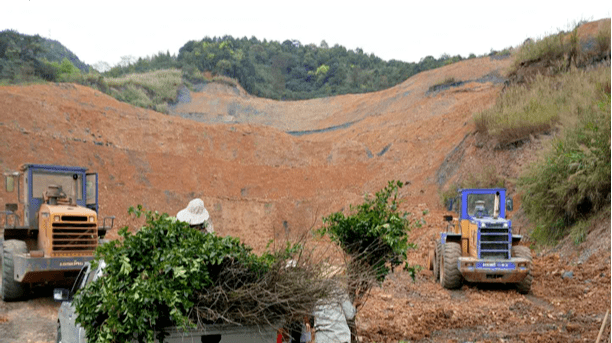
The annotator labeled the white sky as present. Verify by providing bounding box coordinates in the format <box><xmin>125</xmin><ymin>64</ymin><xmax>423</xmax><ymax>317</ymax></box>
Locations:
<box><xmin>3</xmin><ymin>1</ymin><xmax>610</xmax><ymax>68</ymax></box>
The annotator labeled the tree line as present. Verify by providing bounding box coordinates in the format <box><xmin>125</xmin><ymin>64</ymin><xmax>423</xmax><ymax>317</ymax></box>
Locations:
<box><xmin>105</xmin><ymin>36</ymin><xmax>474</xmax><ymax>100</ymax></box>
<box><xmin>1</xmin><ymin>30</ymin><xmax>484</xmax><ymax>100</ymax></box>
<box><xmin>0</xmin><ymin>30</ymin><xmax>90</xmax><ymax>83</ymax></box>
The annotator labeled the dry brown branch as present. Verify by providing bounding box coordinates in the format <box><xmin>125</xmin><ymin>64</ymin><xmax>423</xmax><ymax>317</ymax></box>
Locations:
<box><xmin>187</xmin><ymin>240</ymin><xmax>383</xmax><ymax>330</ymax></box>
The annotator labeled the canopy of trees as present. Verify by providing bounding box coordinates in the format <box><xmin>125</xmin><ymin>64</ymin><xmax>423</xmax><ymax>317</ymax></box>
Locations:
<box><xmin>106</xmin><ymin>35</ymin><xmax>469</xmax><ymax>100</ymax></box>
<box><xmin>0</xmin><ymin>30</ymin><xmax>90</xmax><ymax>83</ymax></box>
<box><xmin>1</xmin><ymin>30</ymin><xmax>473</xmax><ymax>100</ymax></box>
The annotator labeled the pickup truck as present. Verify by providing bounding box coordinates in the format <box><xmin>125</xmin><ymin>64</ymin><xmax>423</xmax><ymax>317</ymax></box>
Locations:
<box><xmin>54</xmin><ymin>262</ymin><xmax>279</xmax><ymax>343</ymax></box>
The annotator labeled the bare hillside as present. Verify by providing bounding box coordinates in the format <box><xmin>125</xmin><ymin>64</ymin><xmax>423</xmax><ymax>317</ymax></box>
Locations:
<box><xmin>0</xmin><ymin>19</ymin><xmax>609</xmax><ymax>343</ymax></box>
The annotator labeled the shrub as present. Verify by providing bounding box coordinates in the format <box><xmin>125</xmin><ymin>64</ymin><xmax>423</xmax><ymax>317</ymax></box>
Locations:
<box><xmin>518</xmin><ymin>81</ymin><xmax>610</xmax><ymax>244</ymax></box>
<box><xmin>154</xmin><ymin>103</ymin><xmax>168</xmax><ymax>114</ymax></box>
<box><xmin>511</xmin><ymin>30</ymin><xmax>570</xmax><ymax>71</ymax></box>
<box><xmin>115</xmin><ymin>84</ymin><xmax>153</xmax><ymax>109</ymax></box>
<box><xmin>75</xmin><ymin>207</ymin><xmax>332</xmax><ymax>343</ymax></box>
<box><xmin>318</xmin><ymin>181</ymin><xmax>415</xmax><ymax>301</ymax></box>
<box><xmin>58</xmin><ymin>58</ymin><xmax>80</xmax><ymax>77</ymax></box>
<box><xmin>595</xmin><ymin>22</ymin><xmax>611</xmax><ymax>54</ymax></box>
<box><xmin>76</xmin><ymin>73</ymin><xmax>109</xmax><ymax>93</ymax></box>
<box><xmin>105</xmin><ymin>69</ymin><xmax>182</xmax><ymax>110</ymax></box>
<box><xmin>211</xmin><ymin>75</ymin><xmax>239</xmax><ymax>88</ymax></box>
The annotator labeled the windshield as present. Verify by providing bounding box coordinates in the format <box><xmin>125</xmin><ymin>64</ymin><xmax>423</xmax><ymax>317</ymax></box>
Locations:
<box><xmin>467</xmin><ymin>193</ymin><xmax>495</xmax><ymax>217</ymax></box>
<box><xmin>32</xmin><ymin>171</ymin><xmax>82</xmax><ymax>200</ymax></box>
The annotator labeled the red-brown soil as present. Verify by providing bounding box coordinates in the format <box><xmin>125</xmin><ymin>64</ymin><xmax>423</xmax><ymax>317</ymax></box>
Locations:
<box><xmin>0</xmin><ymin>19</ymin><xmax>609</xmax><ymax>343</ymax></box>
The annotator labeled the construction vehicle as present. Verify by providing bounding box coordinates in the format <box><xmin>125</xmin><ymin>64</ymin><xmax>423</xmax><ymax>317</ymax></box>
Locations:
<box><xmin>0</xmin><ymin>164</ymin><xmax>114</xmax><ymax>301</ymax></box>
<box><xmin>427</xmin><ymin>188</ymin><xmax>532</xmax><ymax>294</ymax></box>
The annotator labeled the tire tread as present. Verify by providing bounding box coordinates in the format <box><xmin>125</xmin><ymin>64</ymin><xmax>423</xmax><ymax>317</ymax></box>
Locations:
<box><xmin>441</xmin><ymin>242</ymin><xmax>462</xmax><ymax>289</ymax></box>
<box><xmin>2</xmin><ymin>240</ymin><xmax>28</xmax><ymax>301</ymax></box>
<box><xmin>512</xmin><ymin>246</ymin><xmax>533</xmax><ymax>294</ymax></box>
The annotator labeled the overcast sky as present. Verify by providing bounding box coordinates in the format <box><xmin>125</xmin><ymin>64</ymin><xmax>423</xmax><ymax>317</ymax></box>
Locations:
<box><xmin>3</xmin><ymin>1</ymin><xmax>610</xmax><ymax>68</ymax></box>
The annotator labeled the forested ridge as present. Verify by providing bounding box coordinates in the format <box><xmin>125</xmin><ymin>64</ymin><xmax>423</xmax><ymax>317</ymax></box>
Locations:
<box><xmin>1</xmin><ymin>30</ymin><xmax>488</xmax><ymax>101</ymax></box>
<box><xmin>109</xmin><ymin>35</ymin><xmax>475</xmax><ymax>100</ymax></box>
<box><xmin>0</xmin><ymin>30</ymin><xmax>90</xmax><ymax>83</ymax></box>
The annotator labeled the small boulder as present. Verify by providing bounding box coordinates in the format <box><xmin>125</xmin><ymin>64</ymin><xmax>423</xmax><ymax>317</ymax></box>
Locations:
<box><xmin>561</xmin><ymin>271</ymin><xmax>574</xmax><ymax>279</ymax></box>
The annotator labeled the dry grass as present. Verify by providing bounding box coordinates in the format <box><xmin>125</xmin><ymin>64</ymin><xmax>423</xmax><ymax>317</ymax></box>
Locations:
<box><xmin>474</xmin><ymin>67</ymin><xmax>610</xmax><ymax>147</ymax></box>
<box><xmin>595</xmin><ymin>21</ymin><xmax>611</xmax><ymax>54</ymax></box>
<box><xmin>440</xmin><ymin>165</ymin><xmax>506</xmax><ymax>206</ymax></box>
<box><xmin>106</xmin><ymin>69</ymin><xmax>183</xmax><ymax>112</ymax></box>
<box><xmin>211</xmin><ymin>75</ymin><xmax>240</xmax><ymax>88</ymax></box>
<box><xmin>511</xmin><ymin>31</ymin><xmax>571</xmax><ymax>71</ymax></box>
<box><xmin>428</xmin><ymin>77</ymin><xmax>458</xmax><ymax>92</ymax></box>
<box><xmin>511</xmin><ymin>20</ymin><xmax>611</xmax><ymax>74</ymax></box>
<box><xmin>518</xmin><ymin>72</ymin><xmax>610</xmax><ymax>244</ymax></box>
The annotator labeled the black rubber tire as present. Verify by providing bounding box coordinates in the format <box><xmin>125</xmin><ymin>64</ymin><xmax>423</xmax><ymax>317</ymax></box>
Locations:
<box><xmin>1</xmin><ymin>239</ymin><xmax>28</xmax><ymax>301</ymax></box>
<box><xmin>512</xmin><ymin>245</ymin><xmax>533</xmax><ymax>294</ymax></box>
<box><xmin>440</xmin><ymin>242</ymin><xmax>462</xmax><ymax>289</ymax></box>
<box><xmin>433</xmin><ymin>240</ymin><xmax>441</xmax><ymax>282</ymax></box>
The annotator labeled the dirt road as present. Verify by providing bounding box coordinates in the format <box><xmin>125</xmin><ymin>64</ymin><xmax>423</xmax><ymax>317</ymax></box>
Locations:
<box><xmin>0</xmin><ymin>280</ymin><xmax>59</xmax><ymax>343</ymax></box>
<box><xmin>358</xmin><ymin>208</ymin><xmax>611</xmax><ymax>343</ymax></box>
<box><xmin>1</xmin><ymin>230</ymin><xmax>609</xmax><ymax>343</ymax></box>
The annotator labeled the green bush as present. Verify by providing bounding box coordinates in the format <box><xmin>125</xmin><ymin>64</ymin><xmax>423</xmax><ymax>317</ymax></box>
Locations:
<box><xmin>115</xmin><ymin>84</ymin><xmax>153</xmax><ymax>109</ymax></box>
<box><xmin>519</xmin><ymin>82</ymin><xmax>610</xmax><ymax>244</ymax></box>
<box><xmin>75</xmin><ymin>208</ymin><xmax>274</xmax><ymax>343</ymax></box>
<box><xmin>318</xmin><ymin>181</ymin><xmax>415</xmax><ymax>300</ymax></box>
<box><xmin>154</xmin><ymin>103</ymin><xmax>168</xmax><ymax>114</ymax></box>
<box><xmin>58</xmin><ymin>58</ymin><xmax>80</xmax><ymax>78</ymax></box>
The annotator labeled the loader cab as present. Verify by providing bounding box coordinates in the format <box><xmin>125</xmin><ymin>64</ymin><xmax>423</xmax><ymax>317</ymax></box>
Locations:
<box><xmin>449</xmin><ymin>188</ymin><xmax>513</xmax><ymax>222</ymax></box>
<box><xmin>3</xmin><ymin>164</ymin><xmax>99</xmax><ymax>230</ymax></box>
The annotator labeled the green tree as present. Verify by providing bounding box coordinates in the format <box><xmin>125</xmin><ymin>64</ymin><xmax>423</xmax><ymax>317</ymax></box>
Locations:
<box><xmin>75</xmin><ymin>208</ymin><xmax>275</xmax><ymax>343</ymax></box>
<box><xmin>57</xmin><ymin>57</ymin><xmax>80</xmax><ymax>81</ymax></box>
<box><xmin>318</xmin><ymin>181</ymin><xmax>415</xmax><ymax>342</ymax></box>
<box><xmin>318</xmin><ymin>181</ymin><xmax>414</xmax><ymax>301</ymax></box>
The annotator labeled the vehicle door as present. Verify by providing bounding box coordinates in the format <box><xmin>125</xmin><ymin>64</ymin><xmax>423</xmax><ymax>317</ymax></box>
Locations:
<box><xmin>59</xmin><ymin>263</ymin><xmax>91</xmax><ymax>343</ymax></box>
<box><xmin>85</xmin><ymin>173</ymin><xmax>98</xmax><ymax>214</ymax></box>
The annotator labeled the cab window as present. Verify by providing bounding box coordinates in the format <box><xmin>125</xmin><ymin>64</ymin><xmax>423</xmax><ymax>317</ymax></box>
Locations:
<box><xmin>32</xmin><ymin>172</ymin><xmax>83</xmax><ymax>200</ymax></box>
<box><xmin>467</xmin><ymin>194</ymin><xmax>494</xmax><ymax>217</ymax></box>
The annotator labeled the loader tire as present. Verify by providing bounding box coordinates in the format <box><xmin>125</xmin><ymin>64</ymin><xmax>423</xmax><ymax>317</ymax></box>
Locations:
<box><xmin>440</xmin><ymin>242</ymin><xmax>462</xmax><ymax>289</ymax></box>
<box><xmin>2</xmin><ymin>240</ymin><xmax>28</xmax><ymax>301</ymax></box>
<box><xmin>433</xmin><ymin>240</ymin><xmax>441</xmax><ymax>282</ymax></box>
<box><xmin>512</xmin><ymin>246</ymin><xmax>533</xmax><ymax>294</ymax></box>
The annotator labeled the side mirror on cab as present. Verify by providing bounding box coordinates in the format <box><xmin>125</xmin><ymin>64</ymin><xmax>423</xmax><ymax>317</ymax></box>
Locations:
<box><xmin>506</xmin><ymin>198</ymin><xmax>514</xmax><ymax>212</ymax></box>
<box><xmin>53</xmin><ymin>288</ymin><xmax>70</xmax><ymax>302</ymax></box>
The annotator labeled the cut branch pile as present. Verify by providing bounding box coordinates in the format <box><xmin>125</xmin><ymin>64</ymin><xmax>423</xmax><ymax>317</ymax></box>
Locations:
<box><xmin>191</xmin><ymin>257</ymin><xmax>336</xmax><ymax>327</ymax></box>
